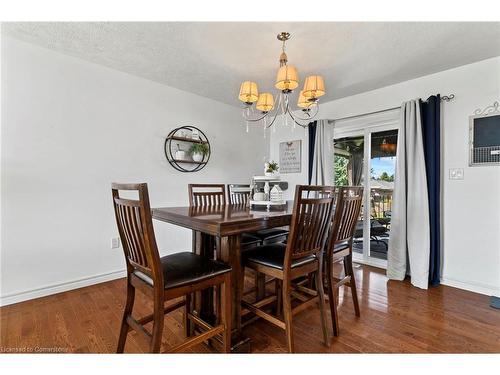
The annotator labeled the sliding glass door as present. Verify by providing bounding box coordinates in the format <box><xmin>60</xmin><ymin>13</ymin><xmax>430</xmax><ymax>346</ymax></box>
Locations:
<box><xmin>334</xmin><ymin>133</ymin><xmax>366</xmax><ymax>261</ymax></box>
<box><xmin>333</xmin><ymin>115</ymin><xmax>398</xmax><ymax>268</ymax></box>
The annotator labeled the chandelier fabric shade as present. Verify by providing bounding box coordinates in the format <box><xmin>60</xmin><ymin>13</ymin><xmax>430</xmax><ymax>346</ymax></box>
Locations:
<box><xmin>256</xmin><ymin>93</ymin><xmax>274</xmax><ymax>112</ymax></box>
<box><xmin>239</xmin><ymin>81</ymin><xmax>259</xmax><ymax>103</ymax></box>
<box><xmin>275</xmin><ymin>65</ymin><xmax>299</xmax><ymax>91</ymax></box>
<box><xmin>297</xmin><ymin>90</ymin><xmax>311</xmax><ymax>109</ymax></box>
<box><xmin>303</xmin><ymin>75</ymin><xmax>325</xmax><ymax>99</ymax></box>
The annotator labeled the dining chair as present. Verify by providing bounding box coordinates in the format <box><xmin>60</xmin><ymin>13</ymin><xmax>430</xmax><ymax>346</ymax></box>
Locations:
<box><xmin>227</xmin><ymin>183</ymin><xmax>289</xmax><ymax>300</ymax></box>
<box><xmin>187</xmin><ymin>183</ymin><xmax>260</xmax><ymax>341</ymax></box>
<box><xmin>227</xmin><ymin>183</ymin><xmax>252</xmax><ymax>205</ymax></box>
<box><xmin>225</xmin><ymin>183</ymin><xmax>269</xmax><ymax>301</ymax></box>
<box><xmin>188</xmin><ymin>183</ymin><xmax>226</xmax><ymax>206</ymax></box>
<box><xmin>324</xmin><ymin>186</ymin><xmax>363</xmax><ymax>337</ymax></box>
<box><xmin>225</xmin><ymin>184</ymin><xmax>261</xmax><ymax>244</ymax></box>
<box><xmin>188</xmin><ymin>183</ymin><xmax>261</xmax><ymax>248</ymax></box>
<box><xmin>242</xmin><ymin>185</ymin><xmax>335</xmax><ymax>352</ymax></box>
<box><xmin>112</xmin><ymin>183</ymin><xmax>232</xmax><ymax>353</ymax></box>
<box><xmin>227</xmin><ymin>184</ymin><xmax>289</xmax><ymax>245</ymax></box>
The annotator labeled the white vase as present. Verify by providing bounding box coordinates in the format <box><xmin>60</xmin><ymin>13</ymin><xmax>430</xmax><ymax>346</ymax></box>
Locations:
<box><xmin>192</xmin><ymin>152</ymin><xmax>204</xmax><ymax>162</ymax></box>
<box><xmin>175</xmin><ymin>150</ymin><xmax>187</xmax><ymax>160</ymax></box>
<box><xmin>253</xmin><ymin>192</ymin><xmax>266</xmax><ymax>201</ymax></box>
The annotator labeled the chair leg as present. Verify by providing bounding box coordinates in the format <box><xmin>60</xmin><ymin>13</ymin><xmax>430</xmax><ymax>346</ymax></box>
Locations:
<box><xmin>315</xmin><ymin>270</ymin><xmax>330</xmax><ymax>347</ymax></box>
<box><xmin>345</xmin><ymin>254</ymin><xmax>360</xmax><ymax>317</ymax></box>
<box><xmin>214</xmin><ymin>285</ymin><xmax>221</xmax><ymax>325</ymax></box>
<box><xmin>117</xmin><ymin>282</ymin><xmax>135</xmax><ymax>353</ymax></box>
<box><xmin>307</xmin><ymin>273</ymin><xmax>315</xmax><ymax>289</ymax></box>
<box><xmin>282</xmin><ymin>280</ymin><xmax>294</xmax><ymax>353</ymax></box>
<box><xmin>275</xmin><ymin>279</ymin><xmax>282</xmax><ymax>317</ymax></box>
<box><xmin>255</xmin><ymin>272</ymin><xmax>266</xmax><ymax>301</ymax></box>
<box><xmin>221</xmin><ymin>273</ymin><xmax>232</xmax><ymax>353</ymax></box>
<box><xmin>185</xmin><ymin>293</ymin><xmax>192</xmax><ymax>338</ymax></box>
<box><xmin>327</xmin><ymin>261</ymin><xmax>340</xmax><ymax>337</ymax></box>
<box><xmin>150</xmin><ymin>294</ymin><xmax>165</xmax><ymax>353</ymax></box>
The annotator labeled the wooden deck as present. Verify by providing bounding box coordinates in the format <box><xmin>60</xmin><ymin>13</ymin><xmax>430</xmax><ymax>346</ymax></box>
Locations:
<box><xmin>1</xmin><ymin>265</ymin><xmax>499</xmax><ymax>353</ymax></box>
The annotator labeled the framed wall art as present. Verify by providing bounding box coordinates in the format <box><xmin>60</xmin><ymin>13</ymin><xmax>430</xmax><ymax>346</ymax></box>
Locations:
<box><xmin>279</xmin><ymin>140</ymin><xmax>301</xmax><ymax>173</ymax></box>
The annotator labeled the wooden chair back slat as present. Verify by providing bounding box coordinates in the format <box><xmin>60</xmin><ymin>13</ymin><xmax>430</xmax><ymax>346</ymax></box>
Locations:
<box><xmin>188</xmin><ymin>184</ymin><xmax>226</xmax><ymax>207</ymax></box>
<box><xmin>285</xmin><ymin>185</ymin><xmax>336</xmax><ymax>267</ymax></box>
<box><xmin>117</xmin><ymin>204</ymin><xmax>146</xmax><ymax>269</ymax></box>
<box><xmin>327</xmin><ymin>186</ymin><xmax>364</xmax><ymax>252</ymax></box>
<box><xmin>227</xmin><ymin>184</ymin><xmax>252</xmax><ymax>205</ymax></box>
<box><xmin>112</xmin><ymin>183</ymin><xmax>162</xmax><ymax>284</ymax></box>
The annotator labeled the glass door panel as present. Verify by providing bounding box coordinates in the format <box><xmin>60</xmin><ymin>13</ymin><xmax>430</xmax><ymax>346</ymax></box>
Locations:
<box><xmin>369</xmin><ymin>129</ymin><xmax>398</xmax><ymax>261</ymax></box>
<box><xmin>333</xmin><ymin>135</ymin><xmax>365</xmax><ymax>258</ymax></box>
<box><xmin>333</xmin><ymin>124</ymin><xmax>398</xmax><ymax>269</ymax></box>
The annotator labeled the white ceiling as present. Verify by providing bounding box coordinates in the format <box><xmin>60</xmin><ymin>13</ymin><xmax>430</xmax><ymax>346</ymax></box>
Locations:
<box><xmin>3</xmin><ymin>22</ymin><xmax>500</xmax><ymax>106</ymax></box>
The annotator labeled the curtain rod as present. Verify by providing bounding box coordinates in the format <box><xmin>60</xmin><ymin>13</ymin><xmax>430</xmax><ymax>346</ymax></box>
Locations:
<box><xmin>328</xmin><ymin>94</ymin><xmax>455</xmax><ymax>124</ymax></box>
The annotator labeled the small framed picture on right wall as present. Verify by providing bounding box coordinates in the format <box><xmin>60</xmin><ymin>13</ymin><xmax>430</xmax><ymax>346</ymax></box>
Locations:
<box><xmin>469</xmin><ymin>101</ymin><xmax>500</xmax><ymax>166</ymax></box>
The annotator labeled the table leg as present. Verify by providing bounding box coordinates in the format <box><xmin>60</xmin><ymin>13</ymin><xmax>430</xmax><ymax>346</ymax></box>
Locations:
<box><xmin>192</xmin><ymin>230</ymin><xmax>216</xmax><ymax>325</ymax></box>
<box><xmin>217</xmin><ymin>234</ymin><xmax>251</xmax><ymax>352</ymax></box>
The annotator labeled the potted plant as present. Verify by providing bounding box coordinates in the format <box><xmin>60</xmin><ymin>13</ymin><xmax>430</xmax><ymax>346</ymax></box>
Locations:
<box><xmin>265</xmin><ymin>161</ymin><xmax>279</xmax><ymax>177</ymax></box>
<box><xmin>189</xmin><ymin>143</ymin><xmax>209</xmax><ymax>162</ymax></box>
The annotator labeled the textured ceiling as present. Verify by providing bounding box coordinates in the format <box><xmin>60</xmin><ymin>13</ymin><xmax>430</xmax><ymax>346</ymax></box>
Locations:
<box><xmin>2</xmin><ymin>22</ymin><xmax>500</xmax><ymax>106</ymax></box>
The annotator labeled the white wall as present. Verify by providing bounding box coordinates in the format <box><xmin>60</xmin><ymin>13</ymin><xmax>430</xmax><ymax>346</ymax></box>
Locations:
<box><xmin>0</xmin><ymin>36</ymin><xmax>266</xmax><ymax>305</ymax></box>
<box><xmin>269</xmin><ymin>57</ymin><xmax>500</xmax><ymax>296</ymax></box>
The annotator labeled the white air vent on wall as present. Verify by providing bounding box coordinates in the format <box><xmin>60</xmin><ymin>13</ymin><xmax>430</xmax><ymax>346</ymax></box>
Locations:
<box><xmin>469</xmin><ymin>101</ymin><xmax>500</xmax><ymax>166</ymax></box>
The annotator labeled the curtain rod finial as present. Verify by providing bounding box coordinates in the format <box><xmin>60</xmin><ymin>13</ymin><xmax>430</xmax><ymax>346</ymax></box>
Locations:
<box><xmin>441</xmin><ymin>94</ymin><xmax>455</xmax><ymax>102</ymax></box>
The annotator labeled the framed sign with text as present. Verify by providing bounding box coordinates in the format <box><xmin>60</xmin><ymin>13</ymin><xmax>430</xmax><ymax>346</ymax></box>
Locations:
<box><xmin>279</xmin><ymin>140</ymin><xmax>301</xmax><ymax>173</ymax></box>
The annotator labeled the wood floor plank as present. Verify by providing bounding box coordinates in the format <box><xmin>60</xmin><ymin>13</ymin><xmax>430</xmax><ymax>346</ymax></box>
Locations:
<box><xmin>1</xmin><ymin>265</ymin><xmax>499</xmax><ymax>353</ymax></box>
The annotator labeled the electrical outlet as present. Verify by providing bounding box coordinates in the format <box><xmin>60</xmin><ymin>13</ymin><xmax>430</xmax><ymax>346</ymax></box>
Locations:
<box><xmin>449</xmin><ymin>168</ymin><xmax>464</xmax><ymax>180</ymax></box>
<box><xmin>111</xmin><ymin>237</ymin><xmax>120</xmax><ymax>249</ymax></box>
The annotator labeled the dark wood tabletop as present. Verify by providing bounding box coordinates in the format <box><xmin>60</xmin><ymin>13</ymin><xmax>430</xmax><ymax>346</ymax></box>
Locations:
<box><xmin>152</xmin><ymin>202</ymin><xmax>293</xmax><ymax>236</ymax></box>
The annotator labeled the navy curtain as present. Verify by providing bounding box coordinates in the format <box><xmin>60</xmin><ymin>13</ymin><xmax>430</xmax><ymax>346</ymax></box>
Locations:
<box><xmin>420</xmin><ymin>95</ymin><xmax>441</xmax><ymax>286</ymax></box>
<box><xmin>308</xmin><ymin>121</ymin><xmax>317</xmax><ymax>184</ymax></box>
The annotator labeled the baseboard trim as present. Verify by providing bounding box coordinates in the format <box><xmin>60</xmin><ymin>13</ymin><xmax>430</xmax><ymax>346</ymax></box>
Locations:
<box><xmin>440</xmin><ymin>277</ymin><xmax>500</xmax><ymax>297</ymax></box>
<box><xmin>0</xmin><ymin>269</ymin><xmax>126</xmax><ymax>307</ymax></box>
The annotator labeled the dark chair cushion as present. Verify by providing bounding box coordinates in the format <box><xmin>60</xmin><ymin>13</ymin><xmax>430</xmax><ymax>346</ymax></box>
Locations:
<box><xmin>242</xmin><ymin>233</ymin><xmax>261</xmax><ymax>252</ymax></box>
<box><xmin>322</xmin><ymin>241</ymin><xmax>350</xmax><ymax>257</ymax></box>
<box><xmin>241</xmin><ymin>233</ymin><xmax>262</xmax><ymax>247</ymax></box>
<box><xmin>254</xmin><ymin>228</ymin><xmax>289</xmax><ymax>244</ymax></box>
<box><xmin>133</xmin><ymin>252</ymin><xmax>231</xmax><ymax>290</ymax></box>
<box><xmin>333</xmin><ymin>240</ymin><xmax>349</xmax><ymax>253</ymax></box>
<box><xmin>243</xmin><ymin>243</ymin><xmax>316</xmax><ymax>270</ymax></box>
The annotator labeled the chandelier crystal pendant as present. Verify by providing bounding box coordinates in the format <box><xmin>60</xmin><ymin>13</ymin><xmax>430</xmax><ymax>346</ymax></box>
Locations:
<box><xmin>238</xmin><ymin>32</ymin><xmax>326</xmax><ymax>135</ymax></box>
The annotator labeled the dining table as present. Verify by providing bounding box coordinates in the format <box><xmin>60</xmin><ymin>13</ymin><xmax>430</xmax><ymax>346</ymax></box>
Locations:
<box><xmin>152</xmin><ymin>202</ymin><xmax>293</xmax><ymax>352</ymax></box>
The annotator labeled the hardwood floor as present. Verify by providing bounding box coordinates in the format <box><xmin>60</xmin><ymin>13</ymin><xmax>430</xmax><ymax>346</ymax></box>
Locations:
<box><xmin>1</xmin><ymin>265</ymin><xmax>499</xmax><ymax>353</ymax></box>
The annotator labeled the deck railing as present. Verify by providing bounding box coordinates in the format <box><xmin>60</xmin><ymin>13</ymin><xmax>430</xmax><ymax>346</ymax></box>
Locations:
<box><xmin>370</xmin><ymin>188</ymin><xmax>393</xmax><ymax>219</ymax></box>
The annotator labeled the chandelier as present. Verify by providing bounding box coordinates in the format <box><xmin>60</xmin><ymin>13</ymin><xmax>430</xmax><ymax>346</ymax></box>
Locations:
<box><xmin>237</xmin><ymin>32</ymin><xmax>326</xmax><ymax>136</ymax></box>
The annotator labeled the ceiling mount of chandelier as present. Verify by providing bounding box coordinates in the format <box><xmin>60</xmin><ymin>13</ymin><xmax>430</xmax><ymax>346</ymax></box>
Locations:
<box><xmin>238</xmin><ymin>32</ymin><xmax>325</xmax><ymax>136</ymax></box>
